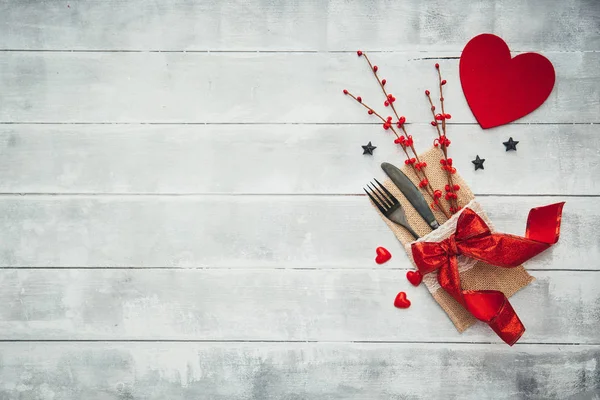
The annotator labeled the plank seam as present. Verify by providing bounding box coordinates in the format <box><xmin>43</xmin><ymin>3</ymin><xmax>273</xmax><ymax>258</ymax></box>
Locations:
<box><xmin>0</xmin><ymin>339</ymin><xmax>595</xmax><ymax>345</ymax></box>
<box><xmin>0</xmin><ymin>122</ymin><xmax>597</xmax><ymax>126</ymax></box>
<box><xmin>0</xmin><ymin>49</ymin><xmax>597</xmax><ymax>54</ymax></box>
<box><xmin>0</xmin><ymin>267</ymin><xmax>595</xmax><ymax>271</ymax></box>
<box><xmin>0</xmin><ymin>193</ymin><xmax>594</xmax><ymax>197</ymax></box>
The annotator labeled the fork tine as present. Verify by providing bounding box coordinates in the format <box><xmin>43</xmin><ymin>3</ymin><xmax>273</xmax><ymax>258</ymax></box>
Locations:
<box><xmin>374</xmin><ymin>178</ymin><xmax>398</xmax><ymax>205</ymax></box>
<box><xmin>364</xmin><ymin>188</ymin><xmax>387</xmax><ymax>214</ymax></box>
<box><xmin>368</xmin><ymin>182</ymin><xmax>392</xmax><ymax>208</ymax></box>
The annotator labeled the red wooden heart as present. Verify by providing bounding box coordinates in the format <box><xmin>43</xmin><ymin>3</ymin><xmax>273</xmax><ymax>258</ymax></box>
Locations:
<box><xmin>406</xmin><ymin>270</ymin><xmax>423</xmax><ymax>286</ymax></box>
<box><xmin>375</xmin><ymin>247</ymin><xmax>391</xmax><ymax>264</ymax></box>
<box><xmin>459</xmin><ymin>33</ymin><xmax>555</xmax><ymax>129</ymax></box>
<box><xmin>393</xmin><ymin>292</ymin><xmax>411</xmax><ymax>309</ymax></box>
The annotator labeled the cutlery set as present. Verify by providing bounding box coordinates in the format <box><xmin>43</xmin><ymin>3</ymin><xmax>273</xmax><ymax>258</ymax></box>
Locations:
<box><xmin>365</xmin><ymin>163</ymin><xmax>441</xmax><ymax>239</ymax></box>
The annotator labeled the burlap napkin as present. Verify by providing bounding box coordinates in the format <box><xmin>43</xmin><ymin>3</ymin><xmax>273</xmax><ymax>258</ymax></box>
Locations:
<box><xmin>375</xmin><ymin>147</ymin><xmax>533</xmax><ymax>332</ymax></box>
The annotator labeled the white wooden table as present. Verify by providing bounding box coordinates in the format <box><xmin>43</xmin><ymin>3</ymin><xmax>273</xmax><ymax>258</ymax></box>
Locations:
<box><xmin>0</xmin><ymin>1</ymin><xmax>598</xmax><ymax>398</ymax></box>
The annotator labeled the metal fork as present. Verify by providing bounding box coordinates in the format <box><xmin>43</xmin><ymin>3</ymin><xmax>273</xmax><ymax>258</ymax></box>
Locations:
<box><xmin>364</xmin><ymin>178</ymin><xmax>420</xmax><ymax>240</ymax></box>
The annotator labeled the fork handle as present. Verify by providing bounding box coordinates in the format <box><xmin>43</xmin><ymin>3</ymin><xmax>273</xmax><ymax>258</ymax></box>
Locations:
<box><xmin>405</xmin><ymin>226</ymin><xmax>420</xmax><ymax>240</ymax></box>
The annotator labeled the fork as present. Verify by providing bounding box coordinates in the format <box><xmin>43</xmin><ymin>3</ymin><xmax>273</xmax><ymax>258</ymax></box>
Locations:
<box><xmin>364</xmin><ymin>178</ymin><xmax>420</xmax><ymax>240</ymax></box>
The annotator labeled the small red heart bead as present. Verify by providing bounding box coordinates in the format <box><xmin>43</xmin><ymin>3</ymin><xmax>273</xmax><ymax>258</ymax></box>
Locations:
<box><xmin>375</xmin><ymin>247</ymin><xmax>391</xmax><ymax>264</ymax></box>
<box><xmin>406</xmin><ymin>270</ymin><xmax>423</xmax><ymax>286</ymax></box>
<box><xmin>394</xmin><ymin>292</ymin><xmax>411</xmax><ymax>309</ymax></box>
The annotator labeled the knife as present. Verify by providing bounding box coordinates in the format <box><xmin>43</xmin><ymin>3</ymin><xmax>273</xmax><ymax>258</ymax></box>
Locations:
<box><xmin>381</xmin><ymin>162</ymin><xmax>440</xmax><ymax>230</ymax></box>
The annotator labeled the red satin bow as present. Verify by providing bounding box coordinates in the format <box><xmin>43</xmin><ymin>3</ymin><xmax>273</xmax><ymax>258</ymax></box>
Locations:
<box><xmin>411</xmin><ymin>202</ymin><xmax>564</xmax><ymax>345</ymax></box>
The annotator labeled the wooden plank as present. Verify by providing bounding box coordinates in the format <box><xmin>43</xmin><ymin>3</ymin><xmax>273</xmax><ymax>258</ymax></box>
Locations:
<box><xmin>0</xmin><ymin>196</ymin><xmax>594</xmax><ymax>270</ymax></box>
<box><xmin>0</xmin><ymin>0</ymin><xmax>598</xmax><ymax>51</ymax></box>
<box><xmin>0</xmin><ymin>52</ymin><xmax>597</xmax><ymax>123</ymax></box>
<box><xmin>0</xmin><ymin>342</ymin><xmax>597</xmax><ymax>399</ymax></box>
<box><xmin>0</xmin><ymin>269</ymin><xmax>597</xmax><ymax>343</ymax></box>
<box><xmin>0</xmin><ymin>124</ymin><xmax>597</xmax><ymax>195</ymax></box>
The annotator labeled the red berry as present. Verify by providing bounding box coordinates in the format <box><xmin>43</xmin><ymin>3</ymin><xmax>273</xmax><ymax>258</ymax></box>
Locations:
<box><xmin>343</xmin><ymin>89</ymin><xmax>348</xmax><ymax>94</ymax></box>
<box><xmin>387</xmin><ymin>94</ymin><xmax>393</xmax><ymax>100</ymax></box>
<box><xmin>431</xmin><ymin>106</ymin><xmax>436</xmax><ymax>111</ymax></box>
<box><xmin>399</xmin><ymin>116</ymin><xmax>406</xmax><ymax>124</ymax></box>
<box><xmin>440</xmin><ymin>97</ymin><xmax>444</xmax><ymax>101</ymax></box>
<box><xmin>445</xmin><ymin>193</ymin><xmax>451</xmax><ymax>200</ymax></box>
<box><xmin>447</xmin><ymin>158</ymin><xmax>453</xmax><ymax>165</ymax></box>
<box><xmin>421</xmin><ymin>161</ymin><xmax>427</xmax><ymax>167</ymax></box>
<box><xmin>384</xmin><ymin>101</ymin><xmax>389</xmax><ymax>107</ymax></box>
<box><xmin>435</xmin><ymin>63</ymin><xmax>440</xmax><ymax>69</ymax></box>
<box><xmin>434</xmin><ymin>190</ymin><xmax>442</xmax><ymax>198</ymax></box>
<box><xmin>440</xmin><ymin>159</ymin><xmax>446</xmax><ymax>165</ymax></box>
<box><xmin>357</xmin><ymin>96</ymin><xmax>362</xmax><ymax>103</ymax></box>
<box><xmin>441</xmin><ymin>80</ymin><xmax>447</xmax><ymax>85</ymax></box>
<box><xmin>387</xmin><ymin>116</ymin><xmax>392</xmax><ymax>122</ymax></box>
<box><xmin>445</xmin><ymin>184</ymin><xmax>451</xmax><ymax>191</ymax></box>
<box><xmin>368</xmin><ymin>110</ymin><xmax>374</xmax><ymax>115</ymax></box>
<box><xmin>431</xmin><ymin>121</ymin><xmax>437</xmax><ymax>126</ymax></box>
<box><xmin>445</xmin><ymin>113</ymin><xmax>452</xmax><ymax>119</ymax></box>
<box><xmin>405</xmin><ymin>159</ymin><xmax>410</xmax><ymax>165</ymax></box>
<box><xmin>411</xmin><ymin>158</ymin><xmax>416</xmax><ymax>163</ymax></box>
<box><xmin>435</xmin><ymin>114</ymin><xmax>443</xmax><ymax>121</ymax></box>
<box><xmin>394</xmin><ymin>138</ymin><xmax>402</xmax><ymax>144</ymax></box>
<box><xmin>453</xmin><ymin>184</ymin><xmax>460</xmax><ymax>191</ymax></box>
<box><xmin>382</xmin><ymin>79</ymin><xmax>387</xmax><ymax>86</ymax></box>
<box><xmin>373</xmin><ymin>65</ymin><xmax>378</xmax><ymax>72</ymax></box>
<box><xmin>425</xmin><ymin>90</ymin><xmax>430</xmax><ymax>96</ymax></box>
<box><xmin>357</xmin><ymin>50</ymin><xmax>363</xmax><ymax>56</ymax></box>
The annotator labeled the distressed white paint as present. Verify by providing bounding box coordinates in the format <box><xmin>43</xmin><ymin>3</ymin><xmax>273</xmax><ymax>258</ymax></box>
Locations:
<box><xmin>1</xmin><ymin>0</ymin><xmax>599</xmax><ymax>398</ymax></box>
<box><xmin>0</xmin><ymin>269</ymin><xmax>597</xmax><ymax>343</ymax></box>
<box><xmin>0</xmin><ymin>196</ymin><xmax>594</xmax><ymax>270</ymax></box>
<box><xmin>0</xmin><ymin>0</ymin><xmax>597</xmax><ymax>51</ymax></box>
<box><xmin>0</xmin><ymin>124</ymin><xmax>597</xmax><ymax>195</ymax></box>
<box><xmin>0</xmin><ymin>343</ymin><xmax>598</xmax><ymax>399</ymax></box>
<box><xmin>0</xmin><ymin>52</ymin><xmax>597</xmax><ymax>123</ymax></box>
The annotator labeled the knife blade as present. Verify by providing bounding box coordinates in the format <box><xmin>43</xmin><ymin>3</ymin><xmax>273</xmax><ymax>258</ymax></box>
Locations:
<box><xmin>381</xmin><ymin>162</ymin><xmax>440</xmax><ymax>230</ymax></box>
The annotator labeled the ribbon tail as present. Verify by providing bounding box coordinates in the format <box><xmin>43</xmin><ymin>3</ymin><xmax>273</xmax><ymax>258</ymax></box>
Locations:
<box><xmin>463</xmin><ymin>290</ymin><xmax>524</xmax><ymax>346</ymax></box>
<box><xmin>526</xmin><ymin>202</ymin><xmax>565</xmax><ymax>244</ymax></box>
<box><xmin>459</xmin><ymin>202</ymin><xmax>566</xmax><ymax>268</ymax></box>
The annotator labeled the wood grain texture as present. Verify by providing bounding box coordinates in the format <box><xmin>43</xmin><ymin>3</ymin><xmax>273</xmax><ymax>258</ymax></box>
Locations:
<box><xmin>0</xmin><ymin>0</ymin><xmax>598</xmax><ymax>51</ymax></box>
<box><xmin>0</xmin><ymin>52</ymin><xmax>597</xmax><ymax>123</ymax></box>
<box><xmin>0</xmin><ymin>342</ymin><xmax>598</xmax><ymax>400</ymax></box>
<box><xmin>0</xmin><ymin>124</ymin><xmax>598</xmax><ymax>195</ymax></box>
<box><xmin>1</xmin><ymin>1</ymin><xmax>598</xmax><ymax>398</ymax></box>
<box><xmin>0</xmin><ymin>196</ymin><xmax>593</xmax><ymax>270</ymax></box>
<box><xmin>0</xmin><ymin>269</ymin><xmax>598</xmax><ymax>343</ymax></box>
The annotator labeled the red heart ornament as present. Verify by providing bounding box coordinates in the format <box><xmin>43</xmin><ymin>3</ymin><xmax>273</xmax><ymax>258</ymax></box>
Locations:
<box><xmin>459</xmin><ymin>33</ymin><xmax>555</xmax><ymax>129</ymax></box>
<box><xmin>393</xmin><ymin>292</ymin><xmax>411</xmax><ymax>309</ymax></box>
<box><xmin>375</xmin><ymin>247</ymin><xmax>391</xmax><ymax>264</ymax></box>
<box><xmin>406</xmin><ymin>270</ymin><xmax>423</xmax><ymax>286</ymax></box>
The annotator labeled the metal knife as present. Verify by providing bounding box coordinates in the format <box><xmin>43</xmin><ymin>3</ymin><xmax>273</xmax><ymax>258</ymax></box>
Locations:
<box><xmin>381</xmin><ymin>162</ymin><xmax>440</xmax><ymax>230</ymax></box>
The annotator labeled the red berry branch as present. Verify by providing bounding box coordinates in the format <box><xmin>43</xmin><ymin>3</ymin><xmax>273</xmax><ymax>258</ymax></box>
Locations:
<box><xmin>343</xmin><ymin>51</ymin><xmax>451</xmax><ymax>219</ymax></box>
<box><xmin>425</xmin><ymin>63</ymin><xmax>460</xmax><ymax>213</ymax></box>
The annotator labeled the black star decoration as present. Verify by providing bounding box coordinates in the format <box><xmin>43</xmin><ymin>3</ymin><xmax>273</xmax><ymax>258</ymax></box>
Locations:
<box><xmin>472</xmin><ymin>155</ymin><xmax>485</xmax><ymax>170</ymax></box>
<box><xmin>503</xmin><ymin>137</ymin><xmax>519</xmax><ymax>151</ymax></box>
<box><xmin>362</xmin><ymin>141</ymin><xmax>377</xmax><ymax>155</ymax></box>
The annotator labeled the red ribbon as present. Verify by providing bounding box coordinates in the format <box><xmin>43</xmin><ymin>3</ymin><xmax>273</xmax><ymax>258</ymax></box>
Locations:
<box><xmin>411</xmin><ymin>202</ymin><xmax>564</xmax><ymax>345</ymax></box>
